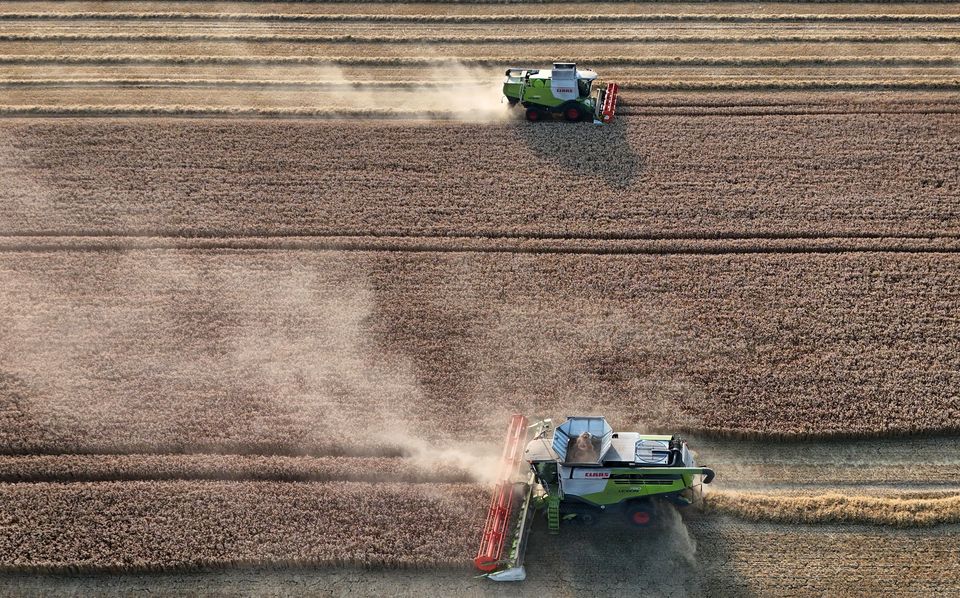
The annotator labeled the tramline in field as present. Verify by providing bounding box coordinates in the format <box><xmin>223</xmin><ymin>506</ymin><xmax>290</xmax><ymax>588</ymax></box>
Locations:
<box><xmin>503</xmin><ymin>62</ymin><xmax>619</xmax><ymax>123</ymax></box>
<box><xmin>475</xmin><ymin>415</ymin><xmax>715</xmax><ymax>581</ymax></box>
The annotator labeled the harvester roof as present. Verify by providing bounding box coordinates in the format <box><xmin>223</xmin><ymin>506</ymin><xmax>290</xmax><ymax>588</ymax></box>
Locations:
<box><xmin>504</xmin><ymin>63</ymin><xmax>598</xmax><ymax>82</ymax></box>
<box><xmin>523</xmin><ymin>418</ymin><xmax>685</xmax><ymax>467</ymax></box>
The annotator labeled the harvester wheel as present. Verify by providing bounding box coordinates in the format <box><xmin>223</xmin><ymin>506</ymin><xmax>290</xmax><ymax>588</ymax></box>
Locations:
<box><xmin>563</xmin><ymin>104</ymin><xmax>584</xmax><ymax>122</ymax></box>
<box><xmin>626</xmin><ymin>503</ymin><xmax>655</xmax><ymax>528</ymax></box>
<box><xmin>525</xmin><ymin>107</ymin><xmax>544</xmax><ymax>122</ymax></box>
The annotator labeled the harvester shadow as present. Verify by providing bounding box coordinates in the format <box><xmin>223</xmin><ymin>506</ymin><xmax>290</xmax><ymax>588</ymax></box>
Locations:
<box><xmin>513</xmin><ymin>119</ymin><xmax>642</xmax><ymax>189</ymax></box>
<box><xmin>522</xmin><ymin>506</ymin><xmax>754</xmax><ymax>596</ymax></box>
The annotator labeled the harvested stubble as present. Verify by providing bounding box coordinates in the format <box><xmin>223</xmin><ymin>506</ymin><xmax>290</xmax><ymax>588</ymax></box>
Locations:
<box><xmin>706</xmin><ymin>490</ymin><xmax>960</xmax><ymax>526</ymax></box>
<box><xmin>3</xmin><ymin>55</ymin><xmax>959</xmax><ymax>67</ymax></box>
<box><xmin>1</xmin><ymin>249</ymin><xmax>959</xmax><ymax>456</ymax></box>
<box><xmin>1</xmin><ymin>118</ymin><xmax>958</xmax><ymax>238</ymax></box>
<box><xmin>3</xmin><ymin>86</ymin><xmax>960</xmax><ymax>118</ymax></box>
<box><xmin>0</xmin><ymin>454</ymin><xmax>474</xmax><ymax>483</ymax></box>
<box><xmin>688</xmin><ymin>517</ymin><xmax>960</xmax><ymax>596</ymax></box>
<box><xmin>0</xmin><ymin>480</ymin><xmax>485</xmax><ymax>570</ymax></box>
<box><xmin>7</xmin><ymin>33</ymin><xmax>960</xmax><ymax>43</ymax></box>
<box><xmin>4</xmin><ymin>82</ymin><xmax>960</xmax><ymax>116</ymax></box>
<box><xmin>5</xmin><ymin>23</ymin><xmax>959</xmax><ymax>44</ymax></box>
<box><xmin>3</xmin><ymin>12</ymin><xmax>960</xmax><ymax>23</ymax></box>
<box><xmin>711</xmin><ymin>463</ymin><xmax>960</xmax><ymax>488</ymax></box>
<box><xmin>5</xmin><ymin>2</ymin><xmax>959</xmax><ymax>17</ymax></box>
<box><xmin>4</xmin><ymin>40</ymin><xmax>959</xmax><ymax>61</ymax></box>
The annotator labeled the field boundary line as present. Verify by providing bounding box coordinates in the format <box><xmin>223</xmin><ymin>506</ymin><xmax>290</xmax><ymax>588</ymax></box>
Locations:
<box><xmin>2</xmin><ymin>234</ymin><xmax>960</xmax><ymax>255</ymax></box>
<box><xmin>4</xmin><ymin>12</ymin><xmax>960</xmax><ymax>23</ymax></box>
<box><xmin>2</xmin><ymin>0</ymin><xmax>958</xmax><ymax>3</ymax></box>
<box><xmin>3</xmin><ymin>0</ymin><xmax>959</xmax><ymax>4</ymax></box>
<box><xmin>6</xmin><ymin>32</ymin><xmax>960</xmax><ymax>43</ymax></box>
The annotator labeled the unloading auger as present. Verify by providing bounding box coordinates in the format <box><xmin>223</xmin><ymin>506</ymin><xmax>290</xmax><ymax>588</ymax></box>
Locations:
<box><xmin>474</xmin><ymin>415</ymin><xmax>715</xmax><ymax>581</ymax></box>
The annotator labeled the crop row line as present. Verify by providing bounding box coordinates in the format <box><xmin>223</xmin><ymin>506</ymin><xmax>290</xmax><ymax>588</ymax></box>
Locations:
<box><xmin>0</xmin><ymin>444</ymin><xmax>411</xmax><ymax>459</ymax></box>
<box><xmin>1</xmin><ymin>234</ymin><xmax>960</xmax><ymax>255</ymax></box>
<box><xmin>7</xmin><ymin>230</ymin><xmax>960</xmax><ymax>241</ymax></box>
<box><xmin>2</xmin><ymin>78</ymin><xmax>958</xmax><ymax>92</ymax></box>
<box><xmin>2</xmin><ymin>105</ymin><xmax>959</xmax><ymax>119</ymax></box>
<box><xmin>2</xmin><ymin>55</ymin><xmax>958</xmax><ymax>67</ymax></box>
<box><xmin>2</xmin><ymin>0</ymin><xmax>957</xmax><ymax>3</ymax></box>
<box><xmin>4</xmin><ymin>32</ymin><xmax>960</xmax><ymax>43</ymax></box>
<box><xmin>3</xmin><ymin>12</ymin><xmax>960</xmax><ymax>23</ymax></box>
<box><xmin>0</xmin><ymin>455</ymin><xmax>475</xmax><ymax>484</ymax></box>
<box><xmin>2</xmin><ymin>0</ymin><xmax>957</xmax><ymax>4</ymax></box>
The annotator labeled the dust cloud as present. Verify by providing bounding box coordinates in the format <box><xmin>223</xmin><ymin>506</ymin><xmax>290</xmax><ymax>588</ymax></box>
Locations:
<box><xmin>525</xmin><ymin>504</ymin><xmax>703</xmax><ymax>594</ymax></box>
<box><xmin>304</xmin><ymin>61</ymin><xmax>513</xmax><ymax>122</ymax></box>
<box><xmin>0</xmin><ymin>246</ymin><xmax>505</xmax><ymax>482</ymax></box>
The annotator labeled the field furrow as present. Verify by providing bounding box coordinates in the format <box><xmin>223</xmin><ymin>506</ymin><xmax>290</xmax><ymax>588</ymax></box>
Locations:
<box><xmin>6</xmin><ymin>22</ymin><xmax>960</xmax><ymax>36</ymax></box>
<box><xmin>4</xmin><ymin>12</ymin><xmax>960</xmax><ymax>23</ymax></box>
<box><xmin>0</xmin><ymin>454</ymin><xmax>478</xmax><ymax>483</ymax></box>
<box><xmin>6</xmin><ymin>2</ymin><xmax>960</xmax><ymax>17</ymax></box>
<box><xmin>7</xmin><ymin>32</ymin><xmax>960</xmax><ymax>42</ymax></box>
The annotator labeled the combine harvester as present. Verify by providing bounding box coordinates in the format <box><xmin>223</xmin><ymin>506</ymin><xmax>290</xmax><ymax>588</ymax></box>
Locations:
<box><xmin>474</xmin><ymin>415</ymin><xmax>715</xmax><ymax>581</ymax></box>
<box><xmin>503</xmin><ymin>62</ymin><xmax>619</xmax><ymax>123</ymax></box>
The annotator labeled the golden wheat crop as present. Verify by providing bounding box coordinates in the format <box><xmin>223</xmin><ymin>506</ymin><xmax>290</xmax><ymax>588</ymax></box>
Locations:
<box><xmin>0</xmin><ymin>480</ymin><xmax>485</xmax><ymax>570</ymax></box>
<box><xmin>706</xmin><ymin>491</ymin><xmax>960</xmax><ymax>526</ymax></box>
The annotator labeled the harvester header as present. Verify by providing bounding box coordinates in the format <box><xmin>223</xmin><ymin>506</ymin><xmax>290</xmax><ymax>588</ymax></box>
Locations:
<box><xmin>503</xmin><ymin>62</ymin><xmax>619</xmax><ymax>123</ymax></box>
<box><xmin>475</xmin><ymin>415</ymin><xmax>714</xmax><ymax>581</ymax></box>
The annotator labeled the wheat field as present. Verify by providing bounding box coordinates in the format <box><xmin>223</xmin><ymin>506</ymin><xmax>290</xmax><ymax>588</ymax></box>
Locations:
<box><xmin>1</xmin><ymin>0</ymin><xmax>959</xmax><ymax>595</ymax></box>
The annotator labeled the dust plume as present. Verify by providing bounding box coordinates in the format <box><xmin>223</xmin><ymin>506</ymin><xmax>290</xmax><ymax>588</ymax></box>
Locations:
<box><xmin>528</xmin><ymin>504</ymin><xmax>702</xmax><ymax>593</ymax></box>
<box><xmin>0</xmin><ymin>244</ymin><xmax>504</xmax><ymax>482</ymax></box>
<box><xmin>298</xmin><ymin>61</ymin><xmax>512</xmax><ymax>123</ymax></box>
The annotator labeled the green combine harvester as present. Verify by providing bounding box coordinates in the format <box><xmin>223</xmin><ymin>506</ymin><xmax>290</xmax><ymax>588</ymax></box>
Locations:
<box><xmin>503</xmin><ymin>62</ymin><xmax>620</xmax><ymax>123</ymax></box>
<box><xmin>474</xmin><ymin>415</ymin><xmax>715</xmax><ymax>581</ymax></box>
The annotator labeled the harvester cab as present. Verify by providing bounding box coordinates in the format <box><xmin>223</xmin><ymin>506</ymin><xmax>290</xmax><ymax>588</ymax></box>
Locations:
<box><xmin>474</xmin><ymin>415</ymin><xmax>714</xmax><ymax>581</ymax></box>
<box><xmin>503</xmin><ymin>62</ymin><xmax>619</xmax><ymax>123</ymax></box>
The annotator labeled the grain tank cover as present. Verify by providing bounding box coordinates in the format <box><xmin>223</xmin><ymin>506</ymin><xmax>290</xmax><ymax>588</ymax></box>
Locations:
<box><xmin>553</xmin><ymin>416</ymin><xmax>613</xmax><ymax>466</ymax></box>
<box><xmin>552</xmin><ymin>62</ymin><xmax>577</xmax><ymax>81</ymax></box>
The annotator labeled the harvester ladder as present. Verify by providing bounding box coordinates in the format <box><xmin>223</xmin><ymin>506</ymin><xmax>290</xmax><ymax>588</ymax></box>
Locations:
<box><xmin>546</xmin><ymin>495</ymin><xmax>561</xmax><ymax>534</ymax></box>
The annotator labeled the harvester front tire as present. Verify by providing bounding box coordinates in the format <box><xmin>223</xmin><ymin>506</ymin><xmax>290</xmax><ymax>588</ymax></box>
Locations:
<box><xmin>563</xmin><ymin>104</ymin><xmax>584</xmax><ymax>122</ymax></box>
<box><xmin>525</xmin><ymin>107</ymin><xmax>544</xmax><ymax>122</ymax></box>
